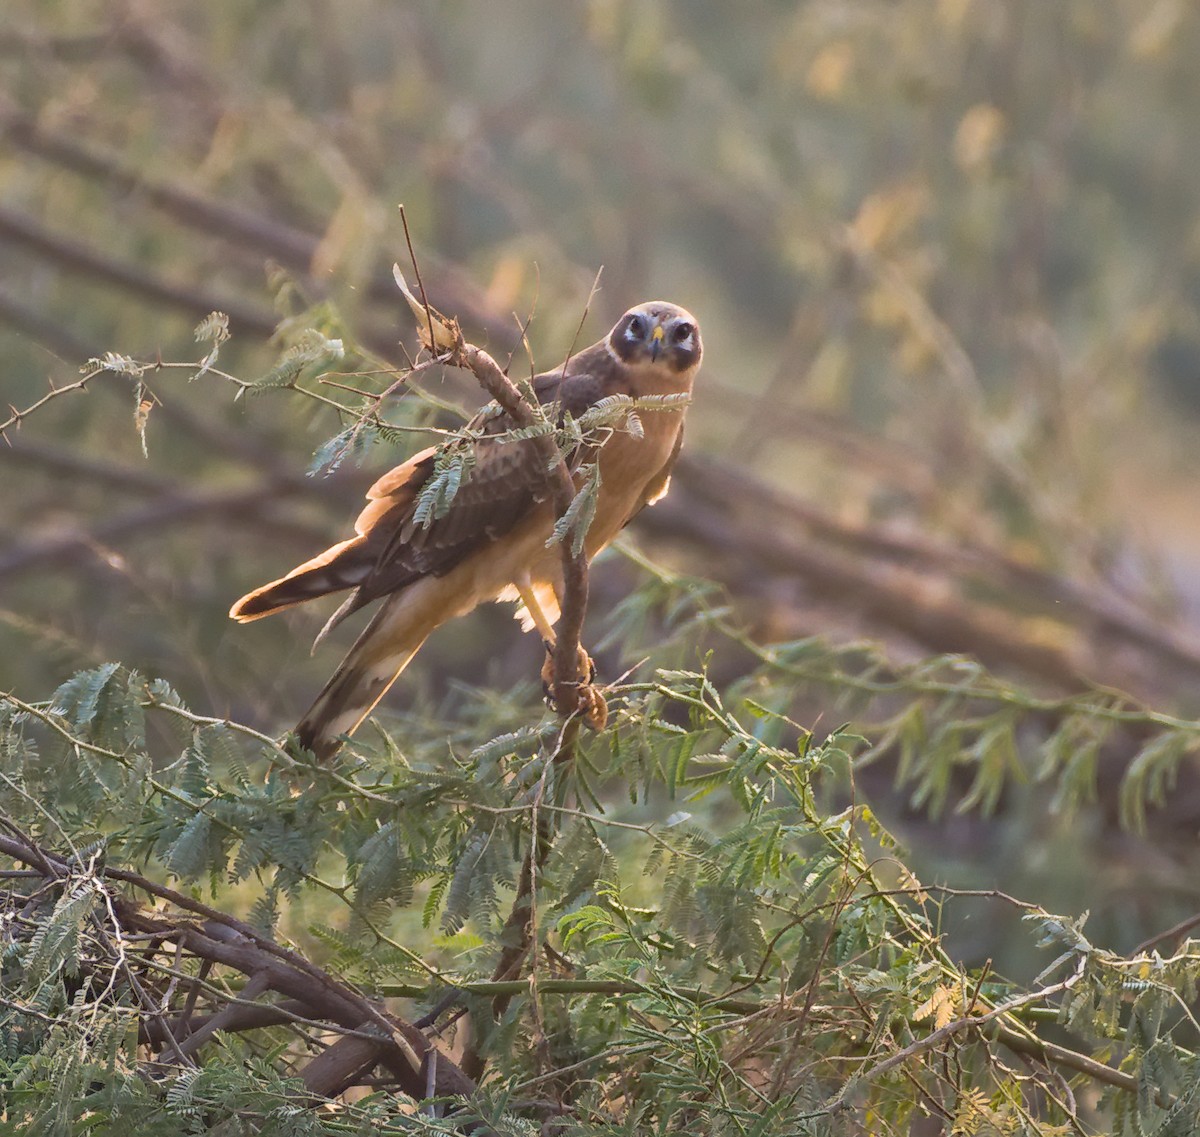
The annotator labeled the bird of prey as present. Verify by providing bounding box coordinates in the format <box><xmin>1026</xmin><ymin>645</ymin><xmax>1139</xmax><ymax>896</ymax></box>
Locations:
<box><xmin>230</xmin><ymin>301</ymin><xmax>702</xmax><ymax>759</ymax></box>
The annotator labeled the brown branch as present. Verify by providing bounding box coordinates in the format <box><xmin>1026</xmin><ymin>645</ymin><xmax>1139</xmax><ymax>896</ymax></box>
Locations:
<box><xmin>649</xmin><ymin>455</ymin><xmax>1200</xmax><ymax>702</ymax></box>
<box><xmin>651</xmin><ymin>477</ymin><xmax>1083</xmax><ymax>688</ymax></box>
<box><xmin>0</xmin><ymin>204</ymin><xmax>279</xmax><ymax>336</ymax></box>
<box><xmin>987</xmin><ymin>1020</ymin><xmax>1148</xmax><ymax>1104</ymax></box>
<box><xmin>1</xmin><ymin>434</ymin><xmax>174</xmax><ymax>495</ymax></box>
<box><xmin>0</xmin><ymin>15</ymin><xmax>216</xmax><ymax>97</ymax></box>
<box><xmin>672</xmin><ymin>453</ymin><xmax>1200</xmax><ymax>685</ymax></box>
<box><xmin>142</xmin><ymin>998</ymin><xmax>309</xmax><ymax>1049</ymax></box>
<box><xmin>0</xmin><ymin>196</ymin><xmax>473</xmax><ymax>394</ymax></box>
<box><xmin>172</xmin><ymin>971</ymin><xmax>273</xmax><ymax>1059</ymax></box>
<box><xmin>0</xmin><ymin>30</ymin><xmax>117</xmax><ymax>61</ymax></box>
<box><xmin>0</xmin><ymin>368</ymin><xmax>110</xmax><ymax>438</ymax></box>
<box><xmin>1132</xmin><ymin>911</ymin><xmax>1200</xmax><ymax>957</ymax></box>
<box><xmin>0</xmin><ymin>439</ymin><xmax>334</xmax><ymax>546</ymax></box>
<box><xmin>435</xmin><ymin>327</ymin><xmax>594</xmax><ymax>1084</ymax></box>
<box><xmin>0</xmin><ymin>282</ymin><xmax>98</xmax><ymax>361</ymax></box>
<box><xmin>819</xmin><ymin>985</ymin><xmax>1166</xmax><ymax>1119</ymax></box>
<box><xmin>0</xmin><ymin>481</ymin><xmax>327</xmax><ymax>582</ymax></box>
<box><xmin>0</xmin><ymin>113</ymin><xmax>314</xmax><ymax>269</ymax></box>
<box><xmin>0</xmin><ymin>826</ymin><xmax>479</xmax><ymax>1107</ymax></box>
<box><xmin>299</xmin><ymin>1033</ymin><xmax>391</xmax><ymax>1100</ymax></box>
<box><xmin>0</xmin><ymin>817</ymin><xmax>1166</xmax><ymax>1117</ymax></box>
<box><xmin>450</xmin><ymin>342</ymin><xmax>589</xmax><ymax>721</ymax></box>
<box><xmin>165</xmin><ymin>920</ymin><xmax>474</xmax><ymax>1100</ymax></box>
<box><xmin>461</xmin><ymin>810</ymin><xmax>556</xmax><ymax>1085</ymax></box>
<box><xmin>0</xmin><ymin>110</ymin><xmax>516</xmax><ymax>345</ymax></box>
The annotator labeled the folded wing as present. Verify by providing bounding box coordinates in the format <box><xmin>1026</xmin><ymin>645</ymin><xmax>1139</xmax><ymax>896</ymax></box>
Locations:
<box><xmin>227</xmin><ymin>367</ymin><xmax>595</xmax><ymax>627</ymax></box>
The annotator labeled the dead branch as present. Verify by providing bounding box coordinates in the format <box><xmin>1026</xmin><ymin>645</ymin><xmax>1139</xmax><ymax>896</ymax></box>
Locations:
<box><xmin>0</xmin><ymin>826</ymin><xmax>480</xmax><ymax>1112</ymax></box>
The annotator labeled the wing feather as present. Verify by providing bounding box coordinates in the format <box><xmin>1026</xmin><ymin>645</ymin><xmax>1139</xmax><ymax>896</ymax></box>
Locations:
<box><xmin>230</xmin><ymin>343</ymin><xmax>621</xmax><ymax>624</ymax></box>
<box><xmin>346</xmin><ymin>350</ymin><xmax>617</xmax><ymax>604</ymax></box>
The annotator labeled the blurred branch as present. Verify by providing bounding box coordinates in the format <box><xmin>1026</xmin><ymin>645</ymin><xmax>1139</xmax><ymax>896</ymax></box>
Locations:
<box><xmin>673</xmin><ymin>454</ymin><xmax>1200</xmax><ymax>681</ymax></box>
<box><xmin>703</xmin><ymin>378</ymin><xmax>940</xmax><ymax>501</ymax></box>
<box><xmin>0</xmin><ymin>282</ymin><xmax>96</xmax><ymax>362</ymax></box>
<box><xmin>0</xmin><ymin>109</ymin><xmax>516</xmax><ymax>344</ymax></box>
<box><xmin>0</xmin><ymin>479</ymin><xmax>328</xmax><ymax>582</ymax></box>
<box><xmin>1</xmin><ymin>434</ymin><xmax>211</xmax><ymax>497</ymax></box>
<box><xmin>656</xmin><ymin>454</ymin><xmax>1200</xmax><ymax>698</ymax></box>
<box><xmin>0</xmin><ymin>10</ymin><xmax>215</xmax><ymax>95</ymax></box>
<box><xmin>0</xmin><ymin>30</ymin><xmax>117</xmax><ymax>60</ymax></box>
<box><xmin>0</xmin><ymin>204</ymin><xmax>279</xmax><ymax>335</ymax></box>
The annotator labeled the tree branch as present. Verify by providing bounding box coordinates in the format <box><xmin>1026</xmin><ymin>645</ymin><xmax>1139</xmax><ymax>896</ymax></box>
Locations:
<box><xmin>434</xmin><ymin>329</ymin><xmax>594</xmax><ymax>1085</ymax></box>
<box><xmin>0</xmin><ymin>480</ymin><xmax>328</xmax><ymax>582</ymax></box>
<box><xmin>0</xmin><ymin>827</ymin><xmax>477</xmax><ymax>1106</ymax></box>
<box><xmin>449</xmin><ymin>341</ymin><xmax>590</xmax><ymax>723</ymax></box>
<box><xmin>0</xmin><ymin>109</ymin><xmax>516</xmax><ymax>344</ymax></box>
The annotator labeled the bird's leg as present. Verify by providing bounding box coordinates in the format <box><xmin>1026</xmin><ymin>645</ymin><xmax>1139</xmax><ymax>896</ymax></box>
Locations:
<box><xmin>514</xmin><ymin>579</ymin><xmax>558</xmax><ymax>643</ymax></box>
<box><xmin>514</xmin><ymin>580</ymin><xmax>606</xmax><ymax>731</ymax></box>
<box><xmin>512</xmin><ymin>580</ymin><xmax>591</xmax><ymax>686</ymax></box>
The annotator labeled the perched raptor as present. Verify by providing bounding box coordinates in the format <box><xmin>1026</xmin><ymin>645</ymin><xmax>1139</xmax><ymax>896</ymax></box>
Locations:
<box><xmin>230</xmin><ymin>301</ymin><xmax>702</xmax><ymax>759</ymax></box>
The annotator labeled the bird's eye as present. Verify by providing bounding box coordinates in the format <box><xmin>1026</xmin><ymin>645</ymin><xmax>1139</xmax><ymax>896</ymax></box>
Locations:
<box><xmin>672</xmin><ymin>322</ymin><xmax>693</xmax><ymax>344</ymax></box>
<box><xmin>627</xmin><ymin>316</ymin><xmax>646</xmax><ymax>339</ymax></box>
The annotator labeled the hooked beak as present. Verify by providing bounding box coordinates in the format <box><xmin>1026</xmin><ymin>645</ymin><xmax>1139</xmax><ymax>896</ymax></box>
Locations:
<box><xmin>649</xmin><ymin>323</ymin><xmax>665</xmax><ymax>361</ymax></box>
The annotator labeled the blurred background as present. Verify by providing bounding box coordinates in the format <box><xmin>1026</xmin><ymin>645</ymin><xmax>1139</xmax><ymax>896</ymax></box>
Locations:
<box><xmin>5</xmin><ymin>0</ymin><xmax>1200</xmax><ymax>966</ymax></box>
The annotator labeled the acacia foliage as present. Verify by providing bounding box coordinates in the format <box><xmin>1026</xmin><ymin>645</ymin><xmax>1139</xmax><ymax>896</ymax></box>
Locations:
<box><xmin>5</xmin><ymin>4</ymin><xmax>1200</xmax><ymax>1122</ymax></box>
<box><xmin>7</xmin><ymin>1</ymin><xmax>1200</xmax><ymax>949</ymax></box>
<box><xmin>3</xmin><ymin>265</ymin><xmax>1200</xmax><ymax>1128</ymax></box>
<box><xmin>5</xmin><ymin>580</ymin><xmax>1200</xmax><ymax>1133</ymax></box>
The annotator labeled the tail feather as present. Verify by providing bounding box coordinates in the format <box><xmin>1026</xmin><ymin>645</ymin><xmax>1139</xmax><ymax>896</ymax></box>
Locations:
<box><xmin>229</xmin><ymin>537</ymin><xmax>372</xmax><ymax>622</ymax></box>
<box><xmin>231</xmin><ymin>449</ymin><xmax>435</xmax><ymax>624</ymax></box>
<box><xmin>295</xmin><ymin>641</ymin><xmax>423</xmax><ymax>761</ymax></box>
<box><xmin>292</xmin><ymin>579</ymin><xmax>444</xmax><ymax>760</ymax></box>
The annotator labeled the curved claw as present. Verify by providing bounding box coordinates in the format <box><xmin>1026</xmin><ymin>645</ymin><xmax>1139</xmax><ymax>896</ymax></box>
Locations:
<box><xmin>578</xmin><ymin>685</ymin><xmax>609</xmax><ymax>732</ymax></box>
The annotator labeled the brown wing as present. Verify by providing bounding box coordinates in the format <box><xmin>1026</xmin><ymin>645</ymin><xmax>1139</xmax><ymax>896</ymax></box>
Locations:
<box><xmin>229</xmin><ymin>342</ymin><xmax>620</xmax><ymax>625</ymax></box>
<box><xmin>349</xmin><ymin>347</ymin><xmax>624</xmax><ymax>597</ymax></box>
<box><xmin>634</xmin><ymin>424</ymin><xmax>685</xmax><ymax>515</ymax></box>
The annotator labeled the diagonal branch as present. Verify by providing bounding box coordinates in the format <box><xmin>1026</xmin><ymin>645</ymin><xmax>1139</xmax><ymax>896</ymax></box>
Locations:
<box><xmin>449</xmin><ymin>341</ymin><xmax>590</xmax><ymax>725</ymax></box>
<box><xmin>0</xmin><ymin>109</ymin><xmax>516</xmax><ymax>344</ymax></box>
<box><xmin>0</xmin><ymin>825</ymin><xmax>479</xmax><ymax>1108</ymax></box>
<box><xmin>424</xmin><ymin>316</ymin><xmax>595</xmax><ymax>1085</ymax></box>
<box><xmin>0</xmin><ymin>480</ymin><xmax>329</xmax><ymax>582</ymax></box>
<box><xmin>0</xmin><ymin>204</ymin><xmax>279</xmax><ymax>335</ymax></box>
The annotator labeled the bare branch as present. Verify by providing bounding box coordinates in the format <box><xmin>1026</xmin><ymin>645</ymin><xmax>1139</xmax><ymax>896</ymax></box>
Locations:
<box><xmin>0</xmin><ymin>826</ymin><xmax>479</xmax><ymax>1107</ymax></box>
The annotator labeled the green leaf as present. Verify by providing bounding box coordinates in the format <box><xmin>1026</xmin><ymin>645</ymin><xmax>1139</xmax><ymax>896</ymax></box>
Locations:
<box><xmin>412</xmin><ymin>441</ymin><xmax>477</xmax><ymax>527</ymax></box>
<box><xmin>547</xmin><ymin>462</ymin><xmax>602</xmax><ymax>557</ymax></box>
<box><xmin>1120</xmin><ymin>731</ymin><xmax>1192</xmax><ymax>834</ymax></box>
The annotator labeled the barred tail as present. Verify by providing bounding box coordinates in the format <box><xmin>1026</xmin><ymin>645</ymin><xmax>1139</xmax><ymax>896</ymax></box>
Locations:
<box><xmin>293</xmin><ymin>581</ymin><xmax>442</xmax><ymax>760</ymax></box>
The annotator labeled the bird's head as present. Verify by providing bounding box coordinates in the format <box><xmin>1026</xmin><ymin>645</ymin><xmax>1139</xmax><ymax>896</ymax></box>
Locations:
<box><xmin>608</xmin><ymin>302</ymin><xmax>702</xmax><ymax>374</ymax></box>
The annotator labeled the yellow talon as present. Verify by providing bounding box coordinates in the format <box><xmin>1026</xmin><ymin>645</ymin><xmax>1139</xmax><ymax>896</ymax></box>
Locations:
<box><xmin>541</xmin><ymin>642</ymin><xmax>605</xmax><ymax>729</ymax></box>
